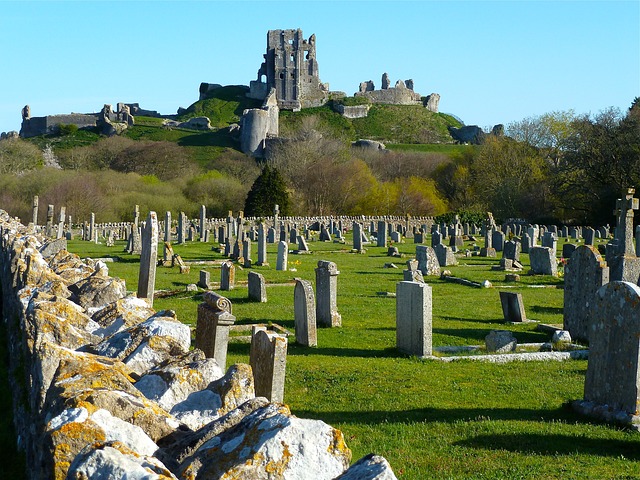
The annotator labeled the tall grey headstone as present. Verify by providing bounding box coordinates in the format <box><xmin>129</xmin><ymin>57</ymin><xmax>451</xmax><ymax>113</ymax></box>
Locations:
<box><xmin>32</xmin><ymin>195</ymin><xmax>39</xmax><ymax>226</ymax></box>
<box><xmin>248</xmin><ymin>271</ymin><xmax>267</xmax><ymax>302</ymax></box>
<box><xmin>529</xmin><ymin>247</ymin><xmax>558</xmax><ymax>276</ymax></box>
<box><xmin>416</xmin><ymin>245</ymin><xmax>440</xmax><ymax>276</ymax></box>
<box><xmin>582</xmin><ymin>281</ymin><xmax>640</xmax><ymax>418</ymax></box>
<box><xmin>315</xmin><ymin>260</ymin><xmax>342</xmax><ymax>327</ymax></box>
<box><xmin>137</xmin><ymin>211</ymin><xmax>158</xmax><ymax>305</ymax></box>
<box><xmin>377</xmin><ymin>220</ymin><xmax>387</xmax><ymax>248</ymax></box>
<box><xmin>164</xmin><ymin>211</ymin><xmax>172</xmax><ymax>242</ymax></box>
<box><xmin>250</xmin><ymin>329</ymin><xmax>287</xmax><ymax>403</ymax></box>
<box><xmin>199</xmin><ymin>205</ymin><xmax>206</xmax><ymax>241</ymax></box>
<box><xmin>257</xmin><ymin>224</ymin><xmax>268</xmax><ymax>266</ymax></box>
<box><xmin>499</xmin><ymin>291</ymin><xmax>527</xmax><ymax>322</ymax></box>
<box><xmin>294</xmin><ymin>279</ymin><xmax>317</xmax><ymax>347</ymax></box>
<box><xmin>396</xmin><ymin>281</ymin><xmax>432</xmax><ymax>357</ymax></box>
<box><xmin>276</xmin><ymin>241</ymin><xmax>288</xmax><ymax>271</ymax></box>
<box><xmin>563</xmin><ymin>245</ymin><xmax>609</xmax><ymax>342</ymax></box>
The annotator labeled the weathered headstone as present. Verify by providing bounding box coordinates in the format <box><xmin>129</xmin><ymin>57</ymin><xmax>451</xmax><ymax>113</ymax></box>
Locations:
<box><xmin>220</xmin><ymin>260</ymin><xmax>235</xmax><ymax>290</ymax></box>
<box><xmin>257</xmin><ymin>223</ymin><xmax>268</xmax><ymax>266</ymax></box>
<box><xmin>178</xmin><ymin>212</ymin><xmax>186</xmax><ymax>244</ymax></box>
<box><xmin>249</xmin><ymin>329</ymin><xmax>287</xmax><ymax>403</ymax></box>
<box><xmin>198</xmin><ymin>270</ymin><xmax>211</xmax><ymax>290</ymax></box>
<box><xmin>294</xmin><ymin>279</ymin><xmax>317</xmax><ymax>347</ymax></box>
<box><xmin>137</xmin><ymin>211</ymin><xmax>158</xmax><ymax>305</ymax></box>
<box><xmin>416</xmin><ymin>245</ymin><xmax>440</xmax><ymax>276</ymax></box>
<box><xmin>562</xmin><ymin>242</ymin><xmax>578</xmax><ymax>259</ymax></box>
<box><xmin>56</xmin><ymin>206</ymin><xmax>66</xmax><ymax>239</ymax></box>
<box><xmin>353</xmin><ymin>222</ymin><xmax>363</xmax><ymax>251</ymax></box>
<box><xmin>196</xmin><ymin>291</ymin><xmax>235</xmax><ymax>369</ymax></box>
<box><xmin>276</xmin><ymin>241</ymin><xmax>288</xmax><ymax>271</ymax></box>
<box><xmin>396</xmin><ymin>281</ymin><xmax>432</xmax><ymax>357</ymax></box>
<box><xmin>529</xmin><ymin>247</ymin><xmax>558</xmax><ymax>276</ymax></box>
<box><xmin>502</xmin><ymin>240</ymin><xmax>521</xmax><ymax>262</ymax></box>
<box><xmin>248</xmin><ymin>271</ymin><xmax>267</xmax><ymax>302</ymax></box>
<box><xmin>199</xmin><ymin>205</ymin><xmax>206</xmax><ymax>241</ymax></box>
<box><xmin>580</xmin><ymin>281</ymin><xmax>640</xmax><ymax>421</ymax></box>
<box><xmin>377</xmin><ymin>220</ymin><xmax>387</xmax><ymax>248</ymax></box>
<box><xmin>434</xmin><ymin>243</ymin><xmax>457</xmax><ymax>266</ymax></box>
<box><xmin>315</xmin><ymin>260</ymin><xmax>342</xmax><ymax>327</ymax></box>
<box><xmin>607</xmin><ymin>188</ymin><xmax>640</xmax><ymax>282</ymax></box>
<box><xmin>563</xmin><ymin>245</ymin><xmax>609</xmax><ymax>343</ymax></box>
<box><xmin>403</xmin><ymin>259</ymin><xmax>424</xmax><ymax>283</ymax></box>
<box><xmin>164</xmin><ymin>211</ymin><xmax>171</xmax><ymax>242</ymax></box>
<box><xmin>499</xmin><ymin>291</ymin><xmax>527</xmax><ymax>322</ymax></box>
<box><xmin>32</xmin><ymin>195</ymin><xmax>38</xmax><ymax>226</ymax></box>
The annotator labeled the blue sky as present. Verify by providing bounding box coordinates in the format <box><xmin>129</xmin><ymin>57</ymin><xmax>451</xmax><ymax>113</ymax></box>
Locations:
<box><xmin>0</xmin><ymin>0</ymin><xmax>638</xmax><ymax>134</ymax></box>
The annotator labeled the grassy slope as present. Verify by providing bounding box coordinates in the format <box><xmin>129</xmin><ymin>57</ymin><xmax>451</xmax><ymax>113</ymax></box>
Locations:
<box><xmin>66</xmin><ymin>233</ymin><xmax>640</xmax><ymax>479</ymax></box>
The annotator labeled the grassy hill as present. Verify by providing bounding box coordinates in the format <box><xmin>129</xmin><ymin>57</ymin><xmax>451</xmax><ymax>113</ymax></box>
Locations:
<box><xmin>176</xmin><ymin>85</ymin><xmax>263</xmax><ymax>128</ymax></box>
<box><xmin>278</xmin><ymin>102</ymin><xmax>462</xmax><ymax>144</ymax></box>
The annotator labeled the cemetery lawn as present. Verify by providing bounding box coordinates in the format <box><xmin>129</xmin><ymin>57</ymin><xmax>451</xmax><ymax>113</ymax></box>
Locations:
<box><xmin>66</xmin><ymin>235</ymin><xmax>640</xmax><ymax>479</ymax></box>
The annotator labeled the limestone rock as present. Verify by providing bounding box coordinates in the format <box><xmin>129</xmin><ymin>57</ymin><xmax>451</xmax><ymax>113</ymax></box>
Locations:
<box><xmin>68</xmin><ymin>272</ymin><xmax>127</xmax><ymax>311</ymax></box>
<box><xmin>43</xmin><ymin>407</ymin><xmax>158</xmax><ymax>480</ymax></box>
<box><xmin>27</xmin><ymin>291</ymin><xmax>99</xmax><ymax>350</ymax></box>
<box><xmin>176</xmin><ymin>402</ymin><xmax>351</xmax><ymax>479</ymax></box>
<box><xmin>336</xmin><ymin>454</ymin><xmax>398</xmax><ymax>479</ymax></box>
<box><xmin>45</xmin><ymin>355</ymin><xmax>181</xmax><ymax>443</ymax></box>
<box><xmin>89</xmin><ymin>311</ymin><xmax>191</xmax><ymax>375</ymax></box>
<box><xmin>48</xmin><ymin>249</ymin><xmax>97</xmax><ymax>284</ymax></box>
<box><xmin>67</xmin><ymin>442</ymin><xmax>177</xmax><ymax>480</ymax></box>
<box><xmin>448</xmin><ymin>125</ymin><xmax>486</xmax><ymax>145</ymax></box>
<box><xmin>90</xmin><ymin>295</ymin><xmax>156</xmax><ymax>339</ymax></box>
<box><xmin>135</xmin><ymin>350</ymin><xmax>225</xmax><ymax>429</ymax></box>
<box><xmin>39</xmin><ymin>238</ymin><xmax>67</xmax><ymax>259</ymax></box>
<box><xmin>353</xmin><ymin>139</ymin><xmax>386</xmax><ymax>150</ymax></box>
<box><xmin>178</xmin><ymin>116</ymin><xmax>212</xmax><ymax>130</ymax></box>
<box><xmin>485</xmin><ymin>330</ymin><xmax>517</xmax><ymax>353</ymax></box>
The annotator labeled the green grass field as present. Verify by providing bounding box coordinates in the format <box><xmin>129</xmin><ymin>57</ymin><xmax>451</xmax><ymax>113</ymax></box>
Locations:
<box><xmin>58</xmin><ymin>231</ymin><xmax>640</xmax><ymax>479</ymax></box>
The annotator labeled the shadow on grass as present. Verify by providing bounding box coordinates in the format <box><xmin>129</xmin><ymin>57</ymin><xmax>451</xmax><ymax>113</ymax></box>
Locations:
<box><xmin>294</xmin><ymin>405</ymin><xmax>574</xmax><ymax>427</ymax></box>
<box><xmin>530</xmin><ymin>305</ymin><xmax>563</xmax><ymax>315</ymax></box>
<box><xmin>454</xmin><ymin>433</ymin><xmax>640</xmax><ymax>459</ymax></box>
<box><xmin>434</xmin><ymin>327</ymin><xmax>547</xmax><ymax>344</ymax></box>
<box><xmin>287</xmin><ymin>345</ymin><xmax>398</xmax><ymax>358</ymax></box>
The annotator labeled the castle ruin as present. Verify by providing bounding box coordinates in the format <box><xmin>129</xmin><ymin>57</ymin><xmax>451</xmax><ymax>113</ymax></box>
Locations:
<box><xmin>248</xmin><ymin>29</ymin><xmax>329</xmax><ymax>111</ymax></box>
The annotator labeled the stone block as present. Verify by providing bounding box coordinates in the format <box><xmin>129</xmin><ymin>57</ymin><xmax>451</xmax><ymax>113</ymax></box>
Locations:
<box><xmin>396</xmin><ymin>281</ymin><xmax>432</xmax><ymax>357</ymax></box>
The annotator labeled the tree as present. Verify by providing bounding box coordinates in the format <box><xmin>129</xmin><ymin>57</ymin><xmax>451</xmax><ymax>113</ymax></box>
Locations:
<box><xmin>0</xmin><ymin>138</ymin><xmax>42</xmax><ymax>174</ymax></box>
<box><xmin>244</xmin><ymin>165</ymin><xmax>290</xmax><ymax>217</ymax></box>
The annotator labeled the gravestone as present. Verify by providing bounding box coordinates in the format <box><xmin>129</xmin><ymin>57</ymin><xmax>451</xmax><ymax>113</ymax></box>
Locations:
<box><xmin>499</xmin><ymin>291</ymin><xmax>527</xmax><ymax>322</ymax></box>
<box><xmin>416</xmin><ymin>245</ymin><xmax>440</xmax><ymax>276</ymax></box>
<box><xmin>492</xmin><ymin>230</ymin><xmax>505</xmax><ymax>252</ymax></box>
<box><xmin>563</xmin><ymin>245</ymin><xmax>609</xmax><ymax>343</ymax></box>
<box><xmin>32</xmin><ymin>195</ymin><xmax>38</xmax><ymax>226</ymax></box>
<box><xmin>315</xmin><ymin>260</ymin><xmax>342</xmax><ymax>327</ymax></box>
<box><xmin>250</xmin><ymin>328</ymin><xmax>287</xmax><ymax>403</ymax></box>
<box><xmin>431</xmin><ymin>231</ymin><xmax>441</xmax><ymax>248</ymax></box>
<box><xmin>257</xmin><ymin>224</ymin><xmax>268</xmax><ymax>266</ymax></box>
<box><xmin>297</xmin><ymin>235</ymin><xmax>310</xmax><ymax>253</ymax></box>
<box><xmin>276</xmin><ymin>241</ymin><xmax>288</xmax><ymax>271</ymax></box>
<box><xmin>89</xmin><ymin>212</ymin><xmax>96</xmax><ymax>243</ymax></box>
<box><xmin>529</xmin><ymin>247</ymin><xmax>558</xmax><ymax>276</ymax></box>
<box><xmin>396</xmin><ymin>281</ymin><xmax>432</xmax><ymax>357</ymax></box>
<box><xmin>294</xmin><ymin>279</ymin><xmax>317</xmax><ymax>347</ymax></box>
<box><xmin>248</xmin><ymin>271</ymin><xmax>267</xmax><ymax>302</ymax></box>
<box><xmin>414</xmin><ymin>232</ymin><xmax>424</xmax><ymax>244</ymax></box>
<box><xmin>137</xmin><ymin>212</ymin><xmax>158</xmax><ymax>305</ymax></box>
<box><xmin>607</xmin><ymin>189</ymin><xmax>640</xmax><ymax>282</ymax></box>
<box><xmin>581</xmin><ymin>281</ymin><xmax>640</xmax><ymax>421</ymax></box>
<box><xmin>353</xmin><ymin>222</ymin><xmax>363</xmax><ymax>251</ymax></box>
<box><xmin>243</xmin><ymin>238</ymin><xmax>252</xmax><ymax>268</ymax></box>
<box><xmin>520</xmin><ymin>232</ymin><xmax>531</xmax><ymax>254</ymax></box>
<box><xmin>480</xmin><ymin>212</ymin><xmax>497</xmax><ymax>257</ymax></box>
<box><xmin>178</xmin><ymin>212</ymin><xmax>186</xmax><ymax>244</ymax></box>
<box><xmin>434</xmin><ymin>243</ymin><xmax>456</xmax><ymax>266</ymax></box>
<box><xmin>541</xmin><ymin>231</ymin><xmax>557</xmax><ymax>256</ymax></box>
<box><xmin>220</xmin><ymin>260</ymin><xmax>235</xmax><ymax>290</ymax></box>
<box><xmin>196</xmin><ymin>291</ymin><xmax>235</xmax><ymax>369</ymax></box>
<box><xmin>502</xmin><ymin>240</ymin><xmax>520</xmax><ymax>262</ymax></box>
<box><xmin>377</xmin><ymin>220</ymin><xmax>387</xmax><ymax>247</ymax></box>
<box><xmin>390</xmin><ymin>231</ymin><xmax>402</xmax><ymax>243</ymax></box>
<box><xmin>583</xmin><ymin>227</ymin><xmax>595</xmax><ymax>246</ymax></box>
<box><xmin>199</xmin><ymin>205</ymin><xmax>206</xmax><ymax>241</ymax></box>
<box><xmin>562</xmin><ymin>243</ymin><xmax>578</xmax><ymax>260</ymax></box>
<box><xmin>403</xmin><ymin>259</ymin><xmax>424</xmax><ymax>283</ymax></box>
<box><xmin>164</xmin><ymin>211</ymin><xmax>171</xmax><ymax>242</ymax></box>
<box><xmin>56</xmin><ymin>206</ymin><xmax>66</xmax><ymax>239</ymax></box>
<box><xmin>198</xmin><ymin>270</ymin><xmax>211</xmax><ymax>290</ymax></box>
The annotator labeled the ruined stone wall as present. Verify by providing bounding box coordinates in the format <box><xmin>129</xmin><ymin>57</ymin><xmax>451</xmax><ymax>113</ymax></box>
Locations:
<box><xmin>20</xmin><ymin>113</ymin><xmax>98</xmax><ymax>138</ymax></box>
<box><xmin>0</xmin><ymin>210</ymin><xmax>396</xmax><ymax>479</ymax></box>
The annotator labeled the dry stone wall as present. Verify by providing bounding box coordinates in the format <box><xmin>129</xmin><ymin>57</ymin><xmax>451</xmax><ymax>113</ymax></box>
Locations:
<box><xmin>0</xmin><ymin>210</ymin><xmax>397</xmax><ymax>480</ymax></box>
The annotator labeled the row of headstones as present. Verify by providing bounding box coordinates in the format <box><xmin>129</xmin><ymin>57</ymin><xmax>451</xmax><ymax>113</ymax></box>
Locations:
<box><xmin>200</xmin><ymin>260</ymin><xmax>341</xmax><ymax>340</ymax></box>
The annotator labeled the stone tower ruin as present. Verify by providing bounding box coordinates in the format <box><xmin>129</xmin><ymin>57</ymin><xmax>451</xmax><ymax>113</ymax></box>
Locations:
<box><xmin>249</xmin><ymin>29</ymin><xmax>329</xmax><ymax>111</ymax></box>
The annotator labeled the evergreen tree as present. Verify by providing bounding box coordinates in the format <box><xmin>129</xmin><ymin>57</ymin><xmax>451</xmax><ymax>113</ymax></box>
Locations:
<box><xmin>244</xmin><ymin>165</ymin><xmax>291</xmax><ymax>217</ymax></box>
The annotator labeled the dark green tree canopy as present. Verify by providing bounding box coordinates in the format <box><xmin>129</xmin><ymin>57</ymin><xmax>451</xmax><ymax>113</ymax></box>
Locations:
<box><xmin>244</xmin><ymin>165</ymin><xmax>291</xmax><ymax>217</ymax></box>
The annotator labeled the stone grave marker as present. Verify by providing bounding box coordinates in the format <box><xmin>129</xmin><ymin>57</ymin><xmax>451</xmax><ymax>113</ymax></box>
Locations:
<box><xmin>316</xmin><ymin>260</ymin><xmax>341</xmax><ymax>327</ymax></box>
<box><xmin>250</xmin><ymin>328</ymin><xmax>287</xmax><ymax>403</ymax></box>
<box><xmin>248</xmin><ymin>271</ymin><xmax>267</xmax><ymax>302</ymax></box>
<box><xmin>220</xmin><ymin>260</ymin><xmax>235</xmax><ymax>290</ymax></box>
<box><xmin>294</xmin><ymin>278</ymin><xmax>317</xmax><ymax>347</ymax></box>
<box><xmin>499</xmin><ymin>291</ymin><xmax>527</xmax><ymax>322</ymax></box>
<box><xmin>396</xmin><ymin>281</ymin><xmax>432</xmax><ymax>357</ymax></box>
<box><xmin>196</xmin><ymin>291</ymin><xmax>235</xmax><ymax>369</ymax></box>
<box><xmin>137</xmin><ymin>212</ymin><xmax>158</xmax><ymax>305</ymax></box>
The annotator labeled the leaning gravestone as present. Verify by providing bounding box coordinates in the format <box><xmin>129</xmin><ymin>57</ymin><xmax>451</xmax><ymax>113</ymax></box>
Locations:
<box><xmin>416</xmin><ymin>245</ymin><xmax>440</xmax><ymax>276</ymax></box>
<box><xmin>294</xmin><ymin>279</ymin><xmax>317</xmax><ymax>347</ymax></box>
<box><xmin>137</xmin><ymin>212</ymin><xmax>158</xmax><ymax>305</ymax></box>
<box><xmin>499</xmin><ymin>291</ymin><xmax>527</xmax><ymax>323</ymax></box>
<box><xmin>220</xmin><ymin>260</ymin><xmax>235</xmax><ymax>290</ymax></box>
<box><xmin>529</xmin><ymin>246</ymin><xmax>557</xmax><ymax>276</ymax></box>
<box><xmin>434</xmin><ymin>243</ymin><xmax>456</xmax><ymax>267</ymax></box>
<box><xmin>575</xmin><ymin>281</ymin><xmax>640</xmax><ymax>428</ymax></box>
<box><xmin>563</xmin><ymin>245</ymin><xmax>609</xmax><ymax>343</ymax></box>
<box><xmin>396</xmin><ymin>281</ymin><xmax>432</xmax><ymax>357</ymax></box>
